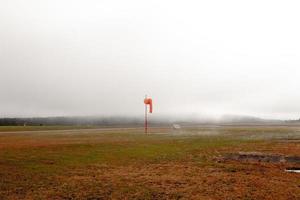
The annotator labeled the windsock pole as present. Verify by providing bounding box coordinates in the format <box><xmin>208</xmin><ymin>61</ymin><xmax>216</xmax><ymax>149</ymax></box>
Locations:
<box><xmin>145</xmin><ymin>95</ymin><xmax>148</xmax><ymax>134</ymax></box>
<box><xmin>144</xmin><ymin>95</ymin><xmax>153</xmax><ymax>134</ymax></box>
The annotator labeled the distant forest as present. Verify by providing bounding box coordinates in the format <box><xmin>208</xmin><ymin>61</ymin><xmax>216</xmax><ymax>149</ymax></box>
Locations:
<box><xmin>0</xmin><ymin>116</ymin><xmax>298</xmax><ymax>126</ymax></box>
<box><xmin>0</xmin><ymin>117</ymin><xmax>145</xmax><ymax>126</ymax></box>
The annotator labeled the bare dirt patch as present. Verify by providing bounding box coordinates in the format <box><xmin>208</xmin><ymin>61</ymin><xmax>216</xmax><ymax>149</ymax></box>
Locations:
<box><xmin>219</xmin><ymin>152</ymin><xmax>300</xmax><ymax>164</ymax></box>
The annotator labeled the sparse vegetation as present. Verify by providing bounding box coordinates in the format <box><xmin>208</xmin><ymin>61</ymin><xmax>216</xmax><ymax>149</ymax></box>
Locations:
<box><xmin>0</xmin><ymin>126</ymin><xmax>299</xmax><ymax>199</ymax></box>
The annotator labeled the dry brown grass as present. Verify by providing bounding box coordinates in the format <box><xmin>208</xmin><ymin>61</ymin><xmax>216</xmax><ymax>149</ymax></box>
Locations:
<box><xmin>0</xmin><ymin>126</ymin><xmax>299</xmax><ymax>199</ymax></box>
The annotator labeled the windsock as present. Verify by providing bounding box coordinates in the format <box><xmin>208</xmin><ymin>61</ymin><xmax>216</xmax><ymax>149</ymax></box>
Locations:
<box><xmin>144</xmin><ymin>98</ymin><xmax>153</xmax><ymax>113</ymax></box>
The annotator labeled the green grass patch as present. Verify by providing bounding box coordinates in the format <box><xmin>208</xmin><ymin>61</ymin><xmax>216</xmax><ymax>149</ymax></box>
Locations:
<box><xmin>0</xmin><ymin>133</ymin><xmax>245</xmax><ymax>175</ymax></box>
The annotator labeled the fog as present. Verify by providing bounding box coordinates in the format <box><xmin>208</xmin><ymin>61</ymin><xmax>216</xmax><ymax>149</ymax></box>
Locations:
<box><xmin>1</xmin><ymin>0</ymin><xmax>300</xmax><ymax>120</ymax></box>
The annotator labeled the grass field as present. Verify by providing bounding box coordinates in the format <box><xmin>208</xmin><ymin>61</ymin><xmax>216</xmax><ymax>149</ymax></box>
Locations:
<box><xmin>0</xmin><ymin>126</ymin><xmax>299</xmax><ymax>199</ymax></box>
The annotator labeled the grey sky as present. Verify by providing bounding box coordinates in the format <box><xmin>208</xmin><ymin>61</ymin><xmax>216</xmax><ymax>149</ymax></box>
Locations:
<box><xmin>1</xmin><ymin>0</ymin><xmax>300</xmax><ymax>119</ymax></box>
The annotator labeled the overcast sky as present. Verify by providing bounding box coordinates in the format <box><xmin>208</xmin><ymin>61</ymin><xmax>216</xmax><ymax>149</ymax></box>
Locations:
<box><xmin>1</xmin><ymin>0</ymin><xmax>300</xmax><ymax>119</ymax></box>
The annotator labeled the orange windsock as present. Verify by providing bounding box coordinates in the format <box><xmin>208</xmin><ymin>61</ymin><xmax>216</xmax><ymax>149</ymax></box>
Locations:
<box><xmin>144</xmin><ymin>98</ymin><xmax>153</xmax><ymax>113</ymax></box>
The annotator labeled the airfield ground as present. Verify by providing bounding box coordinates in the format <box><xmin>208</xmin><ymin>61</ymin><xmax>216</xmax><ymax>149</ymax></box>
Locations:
<box><xmin>0</xmin><ymin>125</ymin><xmax>299</xmax><ymax>199</ymax></box>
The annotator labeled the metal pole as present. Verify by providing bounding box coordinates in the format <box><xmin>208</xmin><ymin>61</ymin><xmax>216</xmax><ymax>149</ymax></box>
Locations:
<box><xmin>145</xmin><ymin>95</ymin><xmax>148</xmax><ymax>134</ymax></box>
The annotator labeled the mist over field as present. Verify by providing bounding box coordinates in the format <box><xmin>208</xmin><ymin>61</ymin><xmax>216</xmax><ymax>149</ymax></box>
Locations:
<box><xmin>1</xmin><ymin>0</ymin><xmax>300</xmax><ymax>120</ymax></box>
<box><xmin>1</xmin><ymin>2</ymin><xmax>300</xmax><ymax>199</ymax></box>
